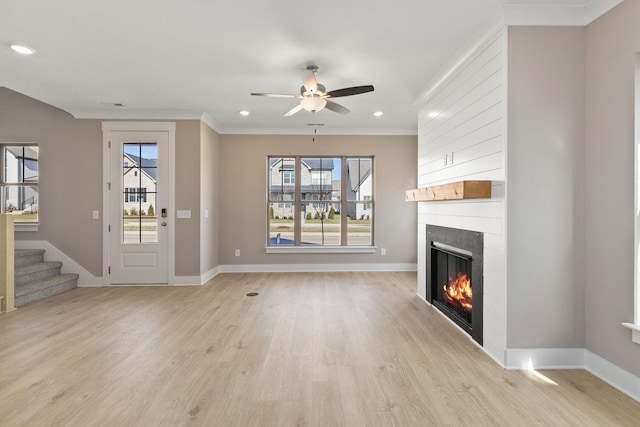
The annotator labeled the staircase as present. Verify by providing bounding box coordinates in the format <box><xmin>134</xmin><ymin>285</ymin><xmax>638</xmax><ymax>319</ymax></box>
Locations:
<box><xmin>14</xmin><ymin>249</ymin><xmax>79</xmax><ymax>307</ymax></box>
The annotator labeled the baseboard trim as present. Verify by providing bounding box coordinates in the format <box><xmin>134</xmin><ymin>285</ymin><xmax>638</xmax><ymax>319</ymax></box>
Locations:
<box><xmin>170</xmin><ymin>276</ymin><xmax>202</xmax><ymax>286</ymax></box>
<box><xmin>585</xmin><ymin>350</ymin><xmax>640</xmax><ymax>403</ymax></box>
<box><xmin>201</xmin><ymin>266</ymin><xmax>221</xmax><ymax>284</ymax></box>
<box><xmin>218</xmin><ymin>263</ymin><xmax>417</xmax><ymax>273</ymax></box>
<box><xmin>14</xmin><ymin>240</ymin><xmax>102</xmax><ymax>287</ymax></box>
<box><xmin>504</xmin><ymin>348</ymin><xmax>640</xmax><ymax>403</ymax></box>
<box><xmin>505</xmin><ymin>348</ymin><xmax>585</xmax><ymax>370</ymax></box>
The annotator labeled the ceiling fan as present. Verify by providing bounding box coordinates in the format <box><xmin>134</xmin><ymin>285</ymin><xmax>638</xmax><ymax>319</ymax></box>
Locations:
<box><xmin>251</xmin><ymin>65</ymin><xmax>374</xmax><ymax>116</ymax></box>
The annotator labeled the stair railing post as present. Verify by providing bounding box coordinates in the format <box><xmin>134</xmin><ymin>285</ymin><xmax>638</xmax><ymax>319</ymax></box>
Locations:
<box><xmin>0</xmin><ymin>214</ymin><xmax>15</xmax><ymax>312</ymax></box>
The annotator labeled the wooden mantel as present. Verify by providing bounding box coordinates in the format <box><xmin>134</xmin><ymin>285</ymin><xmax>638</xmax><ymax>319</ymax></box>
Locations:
<box><xmin>405</xmin><ymin>180</ymin><xmax>491</xmax><ymax>202</ymax></box>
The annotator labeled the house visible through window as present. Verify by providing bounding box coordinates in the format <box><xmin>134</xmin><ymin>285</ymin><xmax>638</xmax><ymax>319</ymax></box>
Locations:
<box><xmin>1</xmin><ymin>144</ymin><xmax>39</xmax><ymax>224</ymax></box>
<box><xmin>268</xmin><ymin>156</ymin><xmax>374</xmax><ymax>247</ymax></box>
<box><xmin>125</xmin><ymin>187</ymin><xmax>148</xmax><ymax>203</ymax></box>
<box><xmin>283</xmin><ymin>171</ymin><xmax>295</xmax><ymax>185</ymax></box>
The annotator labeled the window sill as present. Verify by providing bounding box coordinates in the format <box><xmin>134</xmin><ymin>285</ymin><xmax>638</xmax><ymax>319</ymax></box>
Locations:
<box><xmin>621</xmin><ymin>323</ymin><xmax>640</xmax><ymax>344</ymax></box>
<box><xmin>14</xmin><ymin>223</ymin><xmax>39</xmax><ymax>232</ymax></box>
<box><xmin>265</xmin><ymin>246</ymin><xmax>376</xmax><ymax>254</ymax></box>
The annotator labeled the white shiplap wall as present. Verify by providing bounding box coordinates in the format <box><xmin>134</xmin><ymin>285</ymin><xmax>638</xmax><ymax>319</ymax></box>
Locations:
<box><xmin>416</xmin><ymin>28</ymin><xmax>507</xmax><ymax>364</ymax></box>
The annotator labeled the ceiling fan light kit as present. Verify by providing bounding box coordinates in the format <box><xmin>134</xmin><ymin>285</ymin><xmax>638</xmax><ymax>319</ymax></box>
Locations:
<box><xmin>251</xmin><ymin>65</ymin><xmax>374</xmax><ymax>117</ymax></box>
<box><xmin>300</xmin><ymin>96</ymin><xmax>327</xmax><ymax>113</ymax></box>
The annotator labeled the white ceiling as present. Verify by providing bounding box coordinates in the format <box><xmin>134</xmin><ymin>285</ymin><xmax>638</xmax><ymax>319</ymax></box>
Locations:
<box><xmin>0</xmin><ymin>0</ymin><xmax>621</xmax><ymax>135</ymax></box>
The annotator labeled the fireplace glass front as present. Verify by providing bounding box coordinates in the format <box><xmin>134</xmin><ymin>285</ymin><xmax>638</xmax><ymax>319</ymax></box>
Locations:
<box><xmin>432</xmin><ymin>244</ymin><xmax>472</xmax><ymax>327</ymax></box>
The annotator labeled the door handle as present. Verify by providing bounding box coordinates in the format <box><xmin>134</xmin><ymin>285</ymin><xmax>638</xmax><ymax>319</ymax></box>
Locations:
<box><xmin>161</xmin><ymin>222</ymin><xmax>167</xmax><ymax>227</ymax></box>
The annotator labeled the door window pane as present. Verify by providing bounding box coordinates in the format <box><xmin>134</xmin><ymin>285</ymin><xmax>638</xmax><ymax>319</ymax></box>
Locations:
<box><xmin>123</xmin><ymin>143</ymin><xmax>158</xmax><ymax>243</ymax></box>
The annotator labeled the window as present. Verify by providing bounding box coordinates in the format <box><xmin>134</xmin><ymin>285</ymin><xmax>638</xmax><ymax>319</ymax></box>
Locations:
<box><xmin>283</xmin><ymin>171</ymin><xmax>295</xmax><ymax>185</ymax></box>
<box><xmin>630</xmin><ymin>54</ymin><xmax>640</xmax><ymax>343</ymax></box>
<box><xmin>1</xmin><ymin>144</ymin><xmax>39</xmax><ymax>224</ymax></box>
<box><xmin>125</xmin><ymin>187</ymin><xmax>148</xmax><ymax>203</ymax></box>
<box><xmin>267</xmin><ymin>156</ymin><xmax>374</xmax><ymax>249</ymax></box>
<box><xmin>311</xmin><ymin>171</ymin><xmax>325</xmax><ymax>186</ymax></box>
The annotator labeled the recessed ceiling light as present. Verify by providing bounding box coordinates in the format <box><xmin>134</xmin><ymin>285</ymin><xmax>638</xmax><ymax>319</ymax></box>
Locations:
<box><xmin>239</xmin><ymin>110</ymin><xmax>250</xmax><ymax>116</ymax></box>
<box><xmin>373</xmin><ymin>111</ymin><xmax>383</xmax><ymax>117</ymax></box>
<box><xmin>427</xmin><ymin>111</ymin><xmax>441</xmax><ymax>118</ymax></box>
<box><xmin>10</xmin><ymin>44</ymin><xmax>35</xmax><ymax>55</ymax></box>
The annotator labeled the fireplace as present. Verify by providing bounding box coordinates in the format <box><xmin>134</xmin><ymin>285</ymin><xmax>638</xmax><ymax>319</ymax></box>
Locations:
<box><xmin>426</xmin><ymin>225</ymin><xmax>483</xmax><ymax>345</ymax></box>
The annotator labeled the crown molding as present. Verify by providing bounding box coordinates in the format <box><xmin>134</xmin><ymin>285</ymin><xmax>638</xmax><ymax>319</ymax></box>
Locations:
<box><xmin>68</xmin><ymin>109</ymin><xmax>204</xmax><ymax>121</ymax></box>
<box><xmin>200</xmin><ymin>112</ymin><xmax>223</xmax><ymax>133</ymax></box>
<box><xmin>503</xmin><ymin>0</ymin><xmax>623</xmax><ymax>26</ymax></box>
<box><xmin>219</xmin><ymin>126</ymin><xmax>417</xmax><ymax>136</ymax></box>
<box><xmin>67</xmin><ymin>110</ymin><xmax>414</xmax><ymax>135</ymax></box>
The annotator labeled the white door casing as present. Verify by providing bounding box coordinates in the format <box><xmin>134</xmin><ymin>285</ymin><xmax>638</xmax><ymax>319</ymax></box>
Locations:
<box><xmin>102</xmin><ymin>122</ymin><xmax>175</xmax><ymax>284</ymax></box>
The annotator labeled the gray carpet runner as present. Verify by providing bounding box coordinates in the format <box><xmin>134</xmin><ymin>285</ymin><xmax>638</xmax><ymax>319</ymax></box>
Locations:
<box><xmin>14</xmin><ymin>249</ymin><xmax>79</xmax><ymax>307</ymax></box>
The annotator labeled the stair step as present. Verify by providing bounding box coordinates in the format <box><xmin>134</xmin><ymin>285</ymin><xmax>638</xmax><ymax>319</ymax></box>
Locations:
<box><xmin>14</xmin><ymin>249</ymin><xmax>45</xmax><ymax>267</ymax></box>
<box><xmin>15</xmin><ymin>261</ymin><xmax>62</xmax><ymax>286</ymax></box>
<box><xmin>15</xmin><ymin>274</ymin><xmax>79</xmax><ymax>308</ymax></box>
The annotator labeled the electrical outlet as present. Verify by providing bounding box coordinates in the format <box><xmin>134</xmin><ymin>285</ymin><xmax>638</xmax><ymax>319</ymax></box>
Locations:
<box><xmin>443</xmin><ymin>154</ymin><xmax>448</xmax><ymax>166</ymax></box>
<box><xmin>381</xmin><ymin>248</ymin><xmax>386</xmax><ymax>256</ymax></box>
<box><xmin>235</xmin><ymin>249</ymin><xmax>241</xmax><ymax>257</ymax></box>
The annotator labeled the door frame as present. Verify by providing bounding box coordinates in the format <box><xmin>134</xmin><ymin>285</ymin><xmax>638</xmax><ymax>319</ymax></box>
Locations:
<box><xmin>102</xmin><ymin>121</ymin><xmax>176</xmax><ymax>285</ymax></box>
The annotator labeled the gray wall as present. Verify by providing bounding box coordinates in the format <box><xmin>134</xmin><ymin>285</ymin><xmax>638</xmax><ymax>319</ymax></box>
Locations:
<box><xmin>218</xmin><ymin>134</ymin><xmax>417</xmax><ymax>266</ymax></box>
<box><xmin>174</xmin><ymin>120</ymin><xmax>201</xmax><ymax>277</ymax></box>
<box><xmin>200</xmin><ymin>122</ymin><xmax>220</xmax><ymax>276</ymax></box>
<box><xmin>506</xmin><ymin>26</ymin><xmax>586</xmax><ymax>348</ymax></box>
<box><xmin>0</xmin><ymin>87</ymin><xmax>103</xmax><ymax>275</ymax></box>
<box><xmin>585</xmin><ymin>0</ymin><xmax>640</xmax><ymax>376</ymax></box>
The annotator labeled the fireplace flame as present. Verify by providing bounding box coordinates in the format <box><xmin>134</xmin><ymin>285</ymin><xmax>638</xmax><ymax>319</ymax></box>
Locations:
<box><xmin>443</xmin><ymin>272</ymin><xmax>472</xmax><ymax>312</ymax></box>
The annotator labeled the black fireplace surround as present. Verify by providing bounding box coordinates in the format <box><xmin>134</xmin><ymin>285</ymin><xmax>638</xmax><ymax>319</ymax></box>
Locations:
<box><xmin>426</xmin><ymin>225</ymin><xmax>483</xmax><ymax>345</ymax></box>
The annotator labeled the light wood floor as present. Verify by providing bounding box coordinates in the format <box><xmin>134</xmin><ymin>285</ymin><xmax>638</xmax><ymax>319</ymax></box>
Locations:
<box><xmin>1</xmin><ymin>272</ymin><xmax>639</xmax><ymax>426</ymax></box>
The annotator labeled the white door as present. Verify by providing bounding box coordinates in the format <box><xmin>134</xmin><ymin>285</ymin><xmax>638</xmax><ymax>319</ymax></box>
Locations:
<box><xmin>108</xmin><ymin>130</ymin><xmax>169</xmax><ymax>284</ymax></box>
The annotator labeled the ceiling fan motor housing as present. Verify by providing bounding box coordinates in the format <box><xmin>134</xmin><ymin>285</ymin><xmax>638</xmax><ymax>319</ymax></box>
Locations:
<box><xmin>301</xmin><ymin>84</ymin><xmax>326</xmax><ymax>96</ymax></box>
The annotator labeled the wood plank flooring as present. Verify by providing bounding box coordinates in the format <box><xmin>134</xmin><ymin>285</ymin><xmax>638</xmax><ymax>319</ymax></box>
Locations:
<box><xmin>1</xmin><ymin>272</ymin><xmax>639</xmax><ymax>426</ymax></box>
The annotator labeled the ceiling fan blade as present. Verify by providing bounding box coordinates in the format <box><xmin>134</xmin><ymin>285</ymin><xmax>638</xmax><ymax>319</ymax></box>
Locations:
<box><xmin>302</xmin><ymin>69</ymin><xmax>318</xmax><ymax>93</ymax></box>
<box><xmin>325</xmin><ymin>100</ymin><xmax>350</xmax><ymax>114</ymax></box>
<box><xmin>284</xmin><ymin>103</ymin><xmax>304</xmax><ymax>117</ymax></box>
<box><xmin>251</xmin><ymin>92</ymin><xmax>299</xmax><ymax>98</ymax></box>
<box><xmin>326</xmin><ymin>85</ymin><xmax>374</xmax><ymax>98</ymax></box>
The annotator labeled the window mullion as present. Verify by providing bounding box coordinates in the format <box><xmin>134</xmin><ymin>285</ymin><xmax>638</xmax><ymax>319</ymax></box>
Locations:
<box><xmin>340</xmin><ymin>156</ymin><xmax>348</xmax><ymax>246</ymax></box>
<box><xmin>294</xmin><ymin>156</ymin><xmax>301</xmax><ymax>246</ymax></box>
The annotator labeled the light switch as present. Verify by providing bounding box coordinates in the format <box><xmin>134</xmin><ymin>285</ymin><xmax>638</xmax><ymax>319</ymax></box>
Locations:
<box><xmin>205</xmin><ymin>209</ymin><xmax>209</xmax><ymax>218</ymax></box>
<box><xmin>176</xmin><ymin>210</ymin><xmax>192</xmax><ymax>219</ymax></box>
<box><xmin>93</xmin><ymin>210</ymin><xmax>100</xmax><ymax>219</ymax></box>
